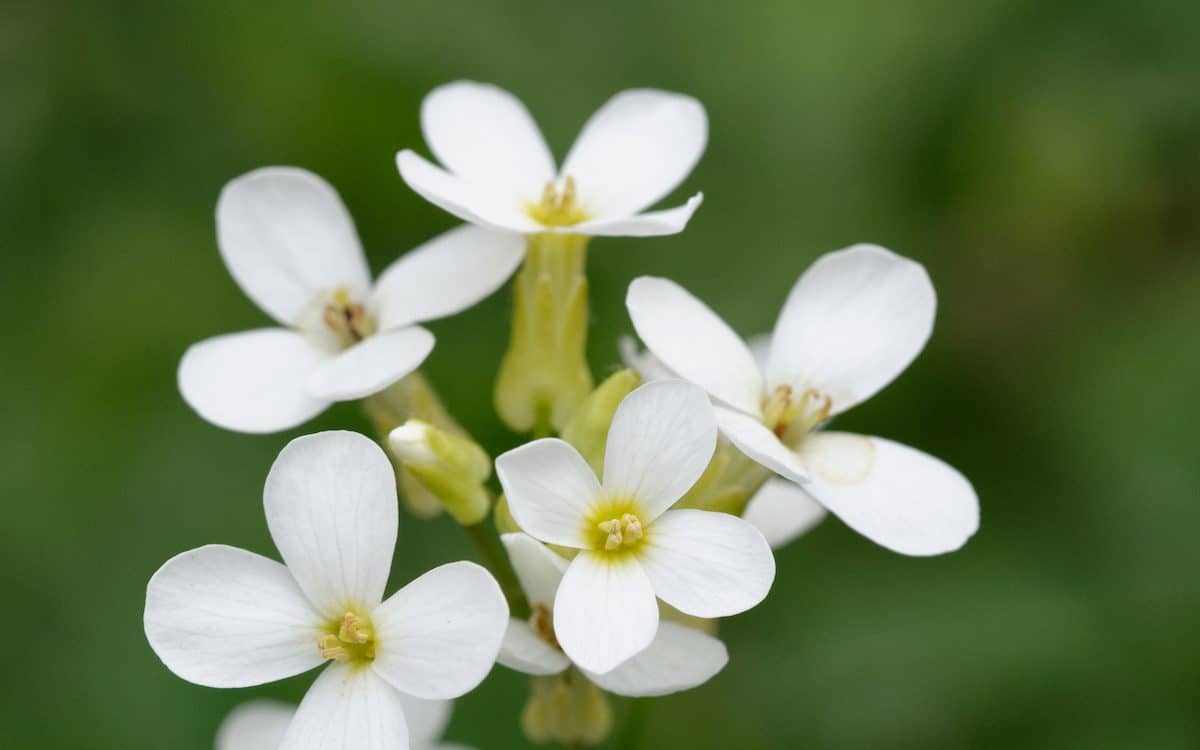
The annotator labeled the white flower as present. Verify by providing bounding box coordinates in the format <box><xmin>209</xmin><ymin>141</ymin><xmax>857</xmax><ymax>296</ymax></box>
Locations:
<box><xmin>396</xmin><ymin>81</ymin><xmax>706</xmax><ymax>237</ymax></box>
<box><xmin>144</xmin><ymin>431</ymin><xmax>508</xmax><ymax>750</ymax></box>
<box><xmin>215</xmin><ymin>696</ymin><xmax>471</xmax><ymax>750</ymax></box>
<box><xmin>626</xmin><ymin>244</ymin><xmax>980</xmax><ymax>556</ymax></box>
<box><xmin>495</xmin><ymin>381</ymin><xmax>775</xmax><ymax>674</ymax></box>
<box><xmin>619</xmin><ymin>335</ymin><xmax>829</xmax><ymax>549</ymax></box>
<box><xmin>178</xmin><ymin>167</ymin><xmax>524</xmax><ymax>433</ymax></box>
<box><xmin>496</xmin><ymin>532</ymin><xmax>728</xmax><ymax>696</ymax></box>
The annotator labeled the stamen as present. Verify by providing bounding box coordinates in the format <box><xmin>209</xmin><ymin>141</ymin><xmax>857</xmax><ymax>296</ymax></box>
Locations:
<box><xmin>300</xmin><ymin>286</ymin><xmax>377</xmax><ymax>352</ymax></box>
<box><xmin>597</xmin><ymin>513</ymin><xmax>644</xmax><ymax>552</ymax></box>
<box><xmin>530</xmin><ymin>603</ymin><xmax>561</xmax><ymax>650</ymax></box>
<box><xmin>764</xmin><ymin>384</ymin><xmax>833</xmax><ymax>446</ymax></box>
<box><xmin>527</xmin><ymin>175</ymin><xmax>588</xmax><ymax>227</ymax></box>
<box><xmin>317</xmin><ymin>611</ymin><xmax>376</xmax><ymax>663</ymax></box>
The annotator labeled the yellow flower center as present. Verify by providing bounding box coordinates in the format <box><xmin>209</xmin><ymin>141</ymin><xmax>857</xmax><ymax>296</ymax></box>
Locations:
<box><xmin>526</xmin><ymin>176</ymin><xmax>589</xmax><ymax>227</ymax></box>
<box><xmin>762</xmin><ymin>385</ymin><xmax>832</xmax><ymax>447</ymax></box>
<box><xmin>584</xmin><ymin>498</ymin><xmax>647</xmax><ymax>555</ymax></box>
<box><xmin>317</xmin><ymin>611</ymin><xmax>376</xmax><ymax>664</ymax></box>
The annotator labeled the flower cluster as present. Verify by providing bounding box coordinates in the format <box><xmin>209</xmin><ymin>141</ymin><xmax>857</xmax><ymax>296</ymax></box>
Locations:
<box><xmin>146</xmin><ymin>81</ymin><xmax>979</xmax><ymax>749</ymax></box>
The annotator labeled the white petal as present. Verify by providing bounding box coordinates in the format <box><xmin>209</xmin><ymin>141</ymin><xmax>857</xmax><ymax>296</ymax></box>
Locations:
<box><xmin>742</xmin><ymin>478</ymin><xmax>827</xmax><ymax>549</ymax></box>
<box><xmin>280</xmin><ymin>663</ymin><xmax>408</xmax><ymax>750</ymax></box>
<box><xmin>562</xmin><ymin>89</ymin><xmax>707</xmax><ymax>219</ymax></box>
<box><xmin>584</xmin><ymin>621</ymin><xmax>727</xmax><ymax>697</ymax></box>
<box><xmin>602</xmin><ymin>380</ymin><xmax>716</xmax><ymax>520</ymax></box>
<box><xmin>617</xmin><ymin>335</ymin><xmax>676</xmax><ymax>382</ymax></box>
<box><xmin>497</xmin><ymin>619</ymin><xmax>571</xmax><ymax>676</ymax></box>
<box><xmin>216</xmin><ymin>700</ymin><xmax>295</xmax><ymax>750</ymax></box>
<box><xmin>713</xmin><ymin>406</ymin><xmax>809</xmax><ymax>483</ymax></box>
<box><xmin>178</xmin><ymin>328</ymin><xmax>330</xmax><ymax>434</ymax></box>
<box><xmin>768</xmin><ymin>244</ymin><xmax>935</xmax><ymax>415</ymax></box>
<box><xmin>798</xmin><ymin>432</ymin><xmax>979</xmax><ymax>556</ymax></box>
<box><xmin>371</xmin><ymin>561</ymin><xmax>508</xmax><ymax>700</ymax></box>
<box><xmin>373</xmin><ymin>225</ymin><xmax>525</xmax><ymax>331</ymax></box>
<box><xmin>144</xmin><ymin>545</ymin><xmax>324</xmax><ymax>688</ymax></box>
<box><xmin>396</xmin><ymin>693</ymin><xmax>453</xmax><ymax>746</ymax></box>
<box><xmin>639</xmin><ymin>509</ymin><xmax>775</xmax><ymax>618</ymax></box>
<box><xmin>495</xmin><ymin>439</ymin><xmax>601</xmax><ymax>549</ymax></box>
<box><xmin>217</xmin><ymin>167</ymin><xmax>371</xmax><ymax>325</ymax></box>
<box><xmin>306</xmin><ymin>327</ymin><xmax>435</xmax><ymax>401</ymax></box>
<box><xmin>746</xmin><ymin>332</ymin><xmax>772</xmax><ymax>373</ymax></box>
<box><xmin>553</xmin><ymin>552</ymin><xmax>658</xmax><ymax>675</ymax></box>
<box><xmin>626</xmin><ymin>276</ymin><xmax>763</xmax><ymax>415</ymax></box>
<box><xmin>264</xmin><ymin>431</ymin><xmax>398</xmax><ymax>618</ymax></box>
<box><xmin>569</xmin><ymin>194</ymin><xmax>703</xmax><ymax>237</ymax></box>
<box><xmin>421</xmin><ymin>81</ymin><xmax>556</xmax><ymax>200</ymax></box>
<box><xmin>500</xmin><ymin>532</ymin><xmax>567</xmax><ymax>609</ymax></box>
<box><xmin>396</xmin><ymin>151</ymin><xmax>542</xmax><ymax>234</ymax></box>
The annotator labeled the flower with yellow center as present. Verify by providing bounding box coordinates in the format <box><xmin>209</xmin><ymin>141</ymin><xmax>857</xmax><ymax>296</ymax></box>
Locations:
<box><xmin>626</xmin><ymin>244</ymin><xmax>980</xmax><ymax>556</ymax></box>
<box><xmin>144</xmin><ymin>431</ymin><xmax>508</xmax><ymax>750</ymax></box>
<box><xmin>495</xmin><ymin>381</ymin><xmax>775</xmax><ymax>675</ymax></box>
<box><xmin>178</xmin><ymin>167</ymin><xmax>524</xmax><ymax>434</ymax></box>
<box><xmin>396</xmin><ymin>81</ymin><xmax>706</xmax><ymax>238</ymax></box>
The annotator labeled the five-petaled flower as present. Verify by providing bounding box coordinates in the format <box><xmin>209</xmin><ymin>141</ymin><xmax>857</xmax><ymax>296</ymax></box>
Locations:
<box><xmin>497</xmin><ymin>532</ymin><xmax>728</xmax><ymax>695</ymax></box>
<box><xmin>396</xmin><ymin>81</ymin><xmax>706</xmax><ymax>238</ymax></box>
<box><xmin>215</xmin><ymin>696</ymin><xmax>469</xmax><ymax>750</ymax></box>
<box><xmin>626</xmin><ymin>244</ymin><xmax>980</xmax><ymax>556</ymax></box>
<box><xmin>495</xmin><ymin>380</ymin><xmax>775</xmax><ymax>674</ymax></box>
<box><xmin>144</xmin><ymin>431</ymin><xmax>508</xmax><ymax>750</ymax></box>
<box><xmin>178</xmin><ymin>166</ymin><xmax>524</xmax><ymax>433</ymax></box>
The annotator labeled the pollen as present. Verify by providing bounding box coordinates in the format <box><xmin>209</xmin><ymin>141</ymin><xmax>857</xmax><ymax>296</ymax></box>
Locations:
<box><xmin>527</xmin><ymin>176</ymin><xmax>589</xmax><ymax>227</ymax></box>
<box><xmin>318</xmin><ymin>611</ymin><xmax>376</xmax><ymax>663</ymax></box>
<box><xmin>763</xmin><ymin>385</ymin><xmax>832</xmax><ymax>447</ymax></box>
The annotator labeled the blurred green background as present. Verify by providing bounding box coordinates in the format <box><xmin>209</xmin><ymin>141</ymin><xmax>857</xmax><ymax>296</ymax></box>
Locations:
<box><xmin>2</xmin><ymin>0</ymin><xmax>1198</xmax><ymax>747</ymax></box>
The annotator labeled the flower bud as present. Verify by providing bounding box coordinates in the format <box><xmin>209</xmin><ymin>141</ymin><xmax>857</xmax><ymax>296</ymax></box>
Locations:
<box><xmin>560</xmin><ymin>368</ymin><xmax>640</xmax><ymax>474</ymax></box>
<box><xmin>495</xmin><ymin>233</ymin><xmax>593</xmax><ymax>434</ymax></box>
<box><xmin>387</xmin><ymin>419</ymin><xmax>492</xmax><ymax>525</ymax></box>
<box><xmin>521</xmin><ymin>670</ymin><xmax>612</xmax><ymax>746</ymax></box>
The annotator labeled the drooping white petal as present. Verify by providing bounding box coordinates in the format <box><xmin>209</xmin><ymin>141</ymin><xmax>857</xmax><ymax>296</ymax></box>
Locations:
<box><xmin>216</xmin><ymin>700</ymin><xmax>295</xmax><ymax>750</ymax></box>
<box><xmin>562</xmin><ymin>89</ymin><xmax>707</xmax><ymax>219</ymax></box>
<box><xmin>371</xmin><ymin>562</ymin><xmax>508</xmax><ymax>700</ymax></box>
<box><xmin>372</xmin><ymin>225</ymin><xmax>525</xmax><ymax>331</ymax></box>
<box><xmin>497</xmin><ymin>619</ymin><xmax>571</xmax><ymax>676</ymax></box>
<box><xmin>217</xmin><ymin>167</ymin><xmax>371</xmax><ymax>325</ymax></box>
<box><xmin>144</xmin><ymin>545</ymin><xmax>324</xmax><ymax>689</ymax></box>
<box><xmin>500</xmin><ymin>533</ymin><xmax>568</xmax><ymax>609</ymax></box>
<box><xmin>553</xmin><ymin>552</ymin><xmax>658</xmax><ymax>675</ymax></box>
<box><xmin>264</xmin><ymin>431</ymin><xmax>398</xmax><ymax>618</ymax></box>
<box><xmin>178</xmin><ymin>328</ymin><xmax>330</xmax><ymax>434</ymax></box>
<box><xmin>602</xmin><ymin>380</ymin><xmax>716</xmax><ymax>520</ymax></box>
<box><xmin>768</xmin><ymin>244</ymin><xmax>936</xmax><ymax>416</ymax></box>
<box><xmin>306</xmin><ymin>327</ymin><xmax>434</xmax><ymax>401</ymax></box>
<box><xmin>639</xmin><ymin>509</ymin><xmax>775</xmax><ymax>618</ymax></box>
<box><xmin>569</xmin><ymin>193</ymin><xmax>703</xmax><ymax>237</ymax></box>
<box><xmin>584</xmin><ymin>621</ymin><xmax>727</xmax><ymax>697</ymax></box>
<box><xmin>495</xmin><ymin>439</ymin><xmax>601</xmax><ymax>549</ymax></box>
<box><xmin>713</xmin><ymin>406</ymin><xmax>809</xmax><ymax>483</ymax></box>
<box><xmin>798</xmin><ymin>432</ymin><xmax>979</xmax><ymax>556</ymax></box>
<box><xmin>742</xmin><ymin>478</ymin><xmax>828</xmax><ymax>549</ymax></box>
<box><xmin>280</xmin><ymin>663</ymin><xmax>408</xmax><ymax>750</ymax></box>
<box><xmin>421</xmin><ymin>81</ymin><xmax>556</xmax><ymax>201</ymax></box>
<box><xmin>626</xmin><ymin>277</ymin><xmax>763</xmax><ymax>415</ymax></box>
<box><xmin>397</xmin><ymin>693</ymin><xmax>453</xmax><ymax>746</ymax></box>
<box><xmin>396</xmin><ymin>151</ymin><xmax>542</xmax><ymax>234</ymax></box>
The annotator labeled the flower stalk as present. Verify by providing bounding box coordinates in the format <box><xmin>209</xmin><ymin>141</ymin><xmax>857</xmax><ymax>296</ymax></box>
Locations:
<box><xmin>495</xmin><ymin>233</ymin><xmax>593</xmax><ymax>435</ymax></box>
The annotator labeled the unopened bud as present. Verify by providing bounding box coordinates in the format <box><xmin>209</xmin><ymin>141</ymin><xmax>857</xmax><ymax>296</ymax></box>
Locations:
<box><xmin>521</xmin><ymin>670</ymin><xmax>612</xmax><ymax>746</ymax></box>
<box><xmin>560</xmin><ymin>369</ymin><xmax>640</xmax><ymax>474</ymax></box>
<box><xmin>387</xmin><ymin>419</ymin><xmax>492</xmax><ymax>525</ymax></box>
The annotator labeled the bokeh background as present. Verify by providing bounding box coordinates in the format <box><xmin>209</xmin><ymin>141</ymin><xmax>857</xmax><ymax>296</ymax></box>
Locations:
<box><xmin>2</xmin><ymin>0</ymin><xmax>1198</xmax><ymax>747</ymax></box>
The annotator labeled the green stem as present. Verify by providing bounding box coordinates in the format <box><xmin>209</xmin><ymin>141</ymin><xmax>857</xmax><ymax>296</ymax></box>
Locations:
<box><xmin>465</xmin><ymin>520</ymin><xmax>528</xmax><ymax>615</ymax></box>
